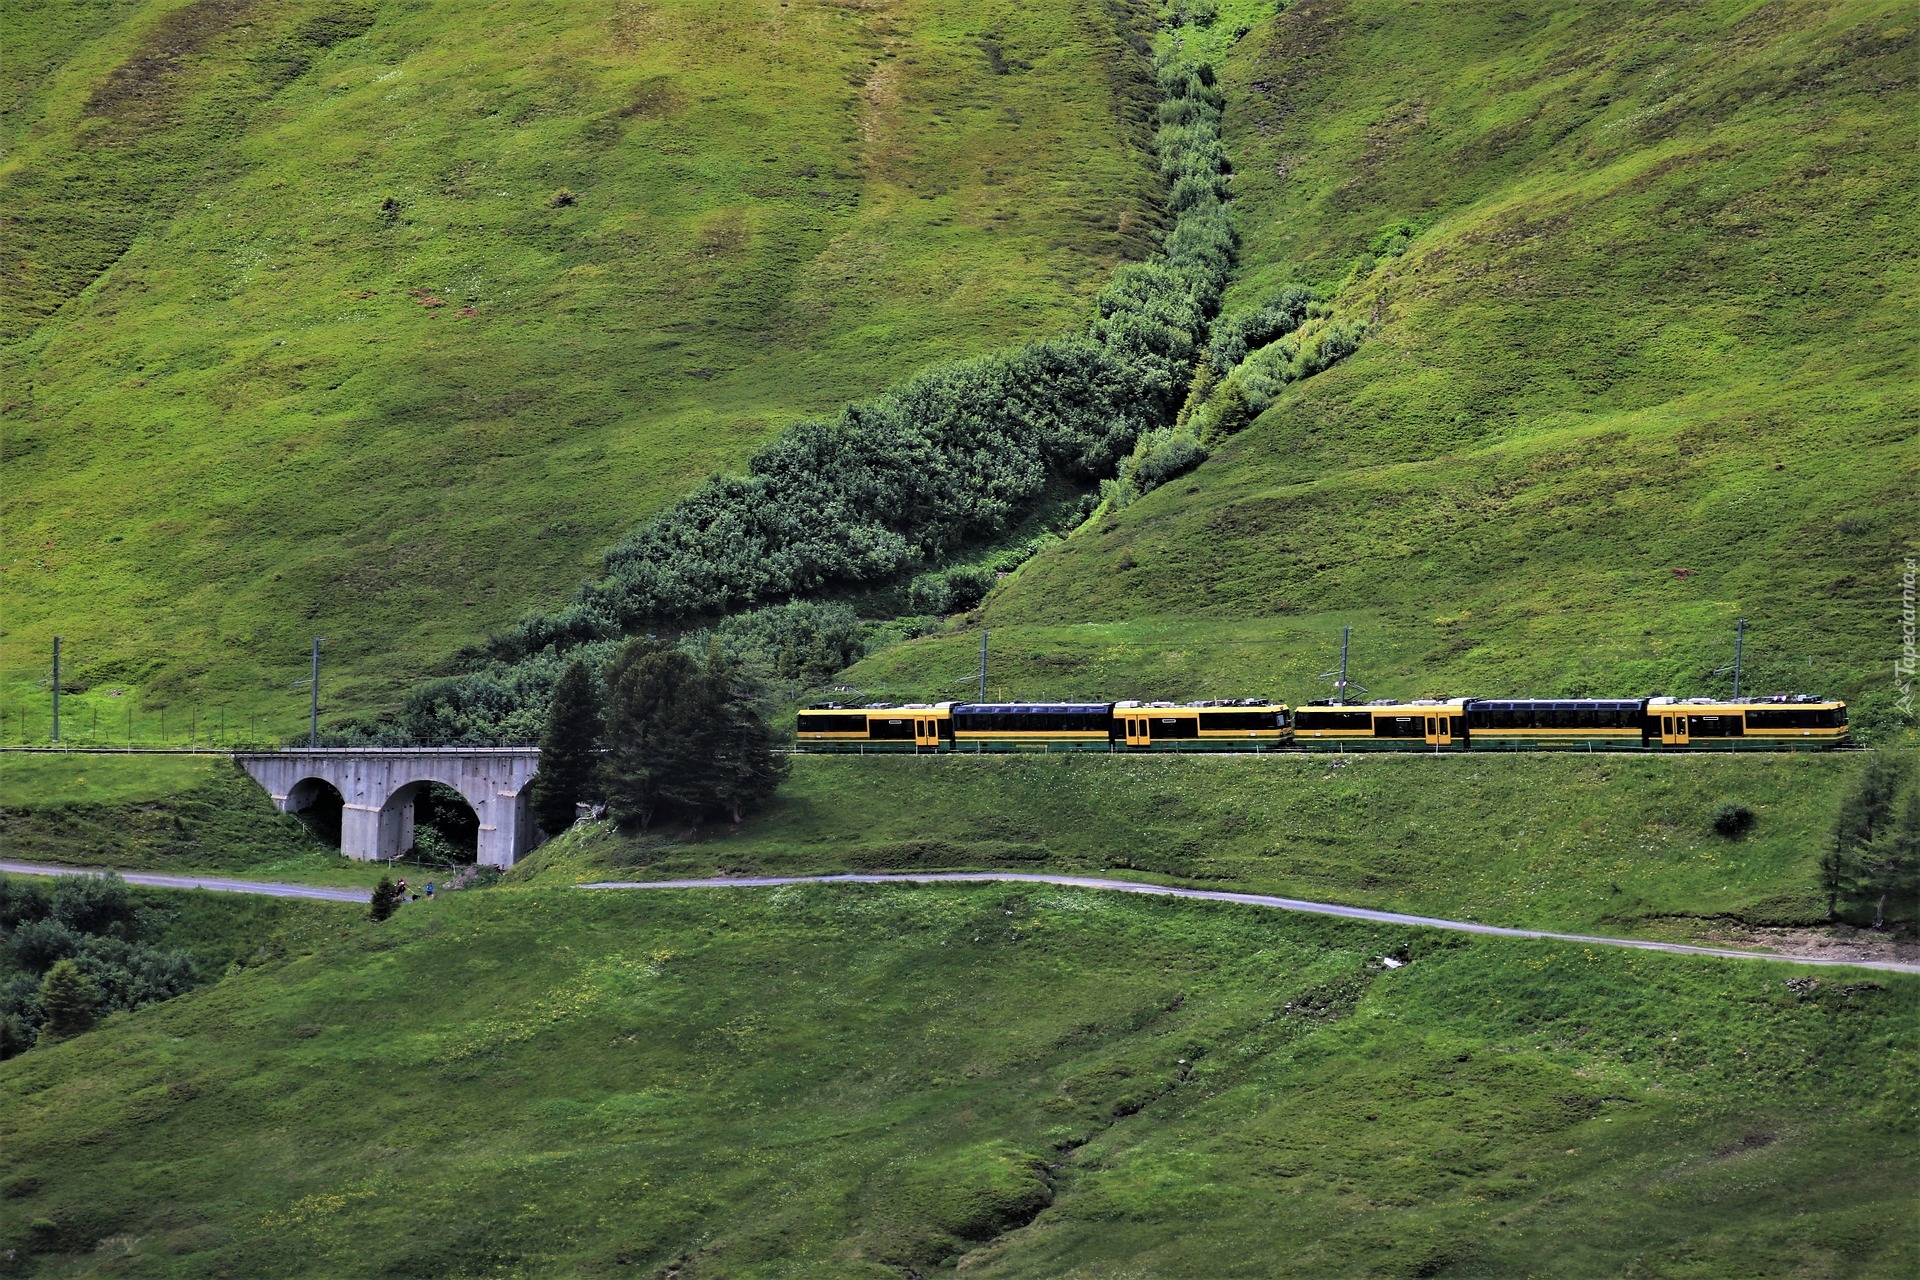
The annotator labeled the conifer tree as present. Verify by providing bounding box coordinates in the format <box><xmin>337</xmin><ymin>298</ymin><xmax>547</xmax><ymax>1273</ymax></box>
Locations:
<box><xmin>37</xmin><ymin>959</ymin><xmax>99</xmax><ymax>1040</ymax></box>
<box><xmin>529</xmin><ymin>658</ymin><xmax>603</xmax><ymax>835</ymax></box>
<box><xmin>369</xmin><ymin>875</ymin><xmax>400</xmax><ymax>923</ymax></box>
<box><xmin>599</xmin><ymin>638</ymin><xmax>700</xmax><ymax>830</ymax></box>
<box><xmin>1825</xmin><ymin>754</ymin><xmax>1906</xmax><ymax>919</ymax></box>
<box><xmin>700</xmin><ymin>642</ymin><xmax>789</xmax><ymax>824</ymax></box>
<box><xmin>1858</xmin><ymin>787</ymin><xmax>1920</xmax><ymax>930</ymax></box>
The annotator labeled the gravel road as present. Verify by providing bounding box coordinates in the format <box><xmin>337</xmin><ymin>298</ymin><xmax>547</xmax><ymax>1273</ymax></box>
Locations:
<box><xmin>4</xmin><ymin>860</ymin><xmax>1911</xmax><ymax>974</ymax></box>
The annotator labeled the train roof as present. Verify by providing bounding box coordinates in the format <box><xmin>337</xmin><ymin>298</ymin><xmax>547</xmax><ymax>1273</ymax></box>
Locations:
<box><xmin>1469</xmin><ymin>699</ymin><xmax>1644</xmax><ymax>710</ymax></box>
<box><xmin>952</xmin><ymin>703</ymin><xmax>1111</xmax><ymax>714</ymax></box>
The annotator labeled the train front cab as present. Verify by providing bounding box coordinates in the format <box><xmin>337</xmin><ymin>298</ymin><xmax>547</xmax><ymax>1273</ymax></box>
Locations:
<box><xmin>1114</xmin><ymin>701</ymin><xmax>1291</xmax><ymax>751</ymax></box>
<box><xmin>1646</xmin><ymin>697</ymin><xmax>1848</xmax><ymax>751</ymax></box>
<box><xmin>1293</xmin><ymin>700</ymin><xmax>1467</xmax><ymax>751</ymax></box>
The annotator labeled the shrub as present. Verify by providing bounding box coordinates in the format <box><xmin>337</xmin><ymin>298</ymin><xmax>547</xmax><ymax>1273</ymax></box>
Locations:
<box><xmin>0</xmin><ymin>875</ymin><xmax>49</xmax><ymax>928</ymax></box>
<box><xmin>37</xmin><ymin>959</ymin><xmax>100</xmax><ymax>1040</ymax></box>
<box><xmin>1710</xmin><ymin>802</ymin><xmax>1756</xmax><ymax>837</ymax></box>
<box><xmin>370</xmin><ymin>876</ymin><xmax>400</xmax><ymax>922</ymax></box>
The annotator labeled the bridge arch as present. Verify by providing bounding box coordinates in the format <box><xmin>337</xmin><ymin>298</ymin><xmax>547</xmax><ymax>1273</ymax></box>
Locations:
<box><xmin>286</xmin><ymin>776</ymin><xmax>346</xmax><ymax>846</ymax></box>
<box><xmin>235</xmin><ymin>748</ymin><xmax>542</xmax><ymax>868</ymax></box>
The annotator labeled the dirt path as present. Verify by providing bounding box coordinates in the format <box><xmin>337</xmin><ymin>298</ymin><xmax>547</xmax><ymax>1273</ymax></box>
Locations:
<box><xmin>577</xmin><ymin>872</ymin><xmax>1920</xmax><ymax>976</ymax></box>
<box><xmin>0</xmin><ymin>860</ymin><xmax>370</xmax><ymax>903</ymax></box>
<box><xmin>5</xmin><ymin>860</ymin><xmax>1911</xmax><ymax>974</ymax></box>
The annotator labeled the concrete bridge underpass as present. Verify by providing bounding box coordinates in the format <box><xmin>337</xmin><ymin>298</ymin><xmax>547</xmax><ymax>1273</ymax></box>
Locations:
<box><xmin>235</xmin><ymin>748</ymin><xmax>543</xmax><ymax>868</ymax></box>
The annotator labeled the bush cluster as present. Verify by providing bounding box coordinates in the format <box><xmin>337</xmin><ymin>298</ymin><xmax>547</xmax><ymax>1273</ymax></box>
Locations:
<box><xmin>379</xmin><ymin>49</ymin><xmax>1239</xmax><ymax>743</ymax></box>
<box><xmin>479</xmin><ymin>52</ymin><xmax>1234</xmax><ymax>664</ymax></box>
<box><xmin>0</xmin><ymin>873</ymin><xmax>197</xmax><ymax>1058</ymax></box>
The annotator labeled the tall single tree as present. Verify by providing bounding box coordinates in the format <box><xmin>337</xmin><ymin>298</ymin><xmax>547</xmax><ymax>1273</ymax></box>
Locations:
<box><xmin>528</xmin><ymin>659</ymin><xmax>603</xmax><ymax>835</ymax></box>
<box><xmin>702</xmin><ymin>643</ymin><xmax>789</xmax><ymax>824</ymax></box>
<box><xmin>37</xmin><ymin>958</ymin><xmax>100</xmax><ymax>1040</ymax></box>
<box><xmin>1858</xmin><ymin>787</ymin><xmax>1920</xmax><ymax>930</ymax></box>
<box><xmin>599</xmin><ymin>639</ymin><xmax>701</xmax><ymax>830</ymax></box>
<box><xmin>1826</xmin><ymin>753</ymin><xmax>1906</xmax><ymax>919</ymax></box>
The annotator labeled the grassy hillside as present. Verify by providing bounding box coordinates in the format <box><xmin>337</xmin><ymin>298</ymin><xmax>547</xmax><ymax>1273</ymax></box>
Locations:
<box><xmin>2</xmin><ymin>883</ymin><xmax>1913</xmax><ymax>1276</ymax></box>
<box><xmin>517</xmin><ymin>749</ymin><xmax>1896</xmax><ymax>938</ymax></box>
<box><xmin>846</xmin><ymin>0</ymin><xmax>1917</xmax><ymax>723</ymax></box>
<box><xmin>0</xmin><ymin>752</ymin><xmax>367</xmax><ymax>884</ymax></box>
<box><xmin>0</xmin><ymin>0</ymin><xmax>1160</xmax><ymax>737</ymax></box>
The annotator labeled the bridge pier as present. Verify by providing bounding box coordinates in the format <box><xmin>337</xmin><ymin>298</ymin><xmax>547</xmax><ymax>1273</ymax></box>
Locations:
<box><xmin>235</xmin><ymin>748</ymin><xmax>545</xmax><ymax>868</ymax></box>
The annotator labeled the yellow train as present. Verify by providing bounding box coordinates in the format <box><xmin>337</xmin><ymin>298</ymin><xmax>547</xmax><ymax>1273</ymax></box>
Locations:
<box><xmin>795</xmin><ymin>695</ymin><xmax>1848</xmax><ymax>753</ymax></box>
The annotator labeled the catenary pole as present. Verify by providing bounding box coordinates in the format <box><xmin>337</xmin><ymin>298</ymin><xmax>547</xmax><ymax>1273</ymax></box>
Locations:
<box><xmin>310</xmin><ymin>637</ymin><xmax>323</xmax><ymax>748</ymax></box>
<box><xmin>1338</xmin><ymin>626</ymin><xmax>1350</xmax><ymax>705</ymax></box>
<box><xmin>1732</xmin><ymin>618</ymin><xmax>1745</xmax><ymax>699</ymax></box>
<box><xmin>51</xmin><ymin>636</ymin><xmax>61</xmax><ymax>743</ymax></box>
<box><xmin>978</xmin><ymin>630</ymin><xmax>989</xmax><ymax>702</ymax></box>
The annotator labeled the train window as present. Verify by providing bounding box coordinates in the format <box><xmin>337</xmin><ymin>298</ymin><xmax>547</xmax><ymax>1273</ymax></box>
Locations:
<box><xmin>1688</xmin><ymin>714</ymin><xmax>1744</xmax><ymax>737</ymax></box>
<box><xmin>868</xmin><ymin>717</ymin><xmax>915</xmax><ymax>740</ymax></box>
<box><xmin>1746</xmin><ymin>708</ymin><xmax>1843</xmax><ymax>729</ymax></box>
<box><xmin>1198</xmin><ymin>711</ymin><xmax>1279</xmax><ymax>731</ymax></box>
<box><xmin>1295</xmin><ymin>710</ymin><xmax>1372</xmax><ymax>730</ymax></box>
<box><xmin>799</xmin><ymin>713</ymin><xmax>869</xmax><ymax>734</ymax></box>
<box><xmin>1154</xmin><ymin>717</ymin><xmax>1199</xmax><ymax>739</ymax></box>
<box><xmin>1374</xmin><ymin>715</ymin><xmax>1423</xmax><ymax>738</ymax></box>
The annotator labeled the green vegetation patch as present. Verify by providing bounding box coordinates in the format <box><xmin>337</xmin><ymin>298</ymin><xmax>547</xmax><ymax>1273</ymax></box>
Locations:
<box><xmin>0</xmin><ymin>755</ymin><xmax>357</xmax><ymax>882</ymax></box>
<box><xmin>1</xmin><ymin>885</ymin><xmax>1912</xmax><ymax>1275</ymax></box>
<box><xmin>0</xmin><ymin>752</ymin><xmax>224</xmax><ymax>808</ymax></box>
<box><xmin>1</xmin><ymin>0</ymin><xmax>1161</xmax><ymax>735</ymax></box>
<box><xmin>519</xmin><ymin>750</ymin><xmax>1880</xmax><ymax>937</ymax></box>
<box><xmin>858</xmin><ymin>0</ymin><xmax>1918</xmax><ymax>728</ymax></box>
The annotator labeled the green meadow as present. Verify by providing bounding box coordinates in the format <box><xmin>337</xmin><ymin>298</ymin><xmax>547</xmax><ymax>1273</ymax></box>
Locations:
<box><xmin>1</xmin><ymin>0</ymin><xmax>1158</xmax><ymax>737</ymax></box>
<box><xmin>2</xmin><ymin>0</ymin><xmax>1915</xmax><ymax>1272</ymax></box>
<box><xmin>852</xmin><ymin>0</ymin><xmax>1917</xmax><ymax>723</ymax></box>
<box><xmin>2</xmin><ymin>883</ymin><xmax>1913</xmax><ymax>1276</ymax></box>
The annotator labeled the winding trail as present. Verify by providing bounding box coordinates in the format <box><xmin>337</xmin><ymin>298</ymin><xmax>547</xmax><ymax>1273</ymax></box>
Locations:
<box><xmin>575</xmin><ymin>872</ymin><xmax>1920</xmax><ymax>976</ymax></box>
<box><xmin>4</xmin><ymin>860</ymin><xmax>1912</xmax><ymax>974</ymax></box>
<box><xmin>0</xmin><ymin>860</ymin><xmax>371</xmax><ymax>904</ymax></box>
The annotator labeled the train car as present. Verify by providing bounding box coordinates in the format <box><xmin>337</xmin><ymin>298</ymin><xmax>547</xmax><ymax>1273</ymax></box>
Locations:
<box><xmin>795</xmin><ymin>702</ymin><xmax>951</xmax><ymax>752</ymax></box>
<box><xmin>1463</xmin><ymin>699</ymin><xmax>1645</xmax><ymax>751</ymax></box>
<box><xmin>948</xmin><ymin>703</ymin><xmax>1114</xmax><ymax>752</ymax></box>
<box><xmin>1114</xmin><ymin>700</ymin><xmax>1291</xmax><ymax>751</ymax></box>
<box><xmin>1646</xmin><ymin>696</ymin><xmax>1849</xmax><ymax>750</ymax></box>
<box><xmin>1292</xmin><ymin>699</ymin><xmax>1469</xmax><ymax>751</ymax></box>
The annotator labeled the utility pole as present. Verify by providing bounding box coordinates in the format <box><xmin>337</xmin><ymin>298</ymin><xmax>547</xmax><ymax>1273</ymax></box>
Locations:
<box><xmin>1317</xmin><ymin>625</ymin><xmax>1367</xmax><ymax>706</ymax></box>
<box><xmin>1732</xmin><ymin>617</ymin><xmax>1745</xmax><ymax>700</ymax></box>
<box><xmin>1337</xmin><ymin>626</ymin><xmax>1350</xmax><ymax>705</ymax></box>
<box><xmin>310</xmin><ymin>637</ymin><xmax>324</xmax><ymax>748</ymax></box>
<box><xmin>978</xmin><ymin>630</ymin><xmax>990</xmax><ymax>702</ymax></box>
<box><xmin>51</xmin><ymin>636</ymin><xmax>61</xmax><ymax>743</ymax></box>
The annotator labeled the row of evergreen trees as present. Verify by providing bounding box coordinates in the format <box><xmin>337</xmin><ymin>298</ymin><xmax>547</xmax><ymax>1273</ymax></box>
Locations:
<box><xmin>526</xmin><ymin>638</ymin><xmax>790</xmax><ymax>835</ymax></box>
<box><xmin>1822</xmin><ymin>754</ymin><xmax>1920</xmax><ymax>928</ymax></box>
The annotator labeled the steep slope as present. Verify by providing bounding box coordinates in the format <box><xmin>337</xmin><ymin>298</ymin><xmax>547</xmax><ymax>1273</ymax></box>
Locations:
<box><xmin>3</xmin><ymin>884</ymin><xmax>1913</xmax><ymax>1275</ymax></box>
<box><xmin>0</xmin><ymin>0</ymin><xmax>1159</xmax><ymax>731</ymax></box>
<box><xmin>848</xmin><ymin>0</ymin><xmax>1916</xmax><ymax>721</ymax></box>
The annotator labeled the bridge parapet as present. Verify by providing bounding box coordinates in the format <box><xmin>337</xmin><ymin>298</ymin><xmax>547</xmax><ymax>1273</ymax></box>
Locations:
<box><xmin>235</xmin><ymin>748</ymin><xmax>543</xmax><ymax>868</ymax></box>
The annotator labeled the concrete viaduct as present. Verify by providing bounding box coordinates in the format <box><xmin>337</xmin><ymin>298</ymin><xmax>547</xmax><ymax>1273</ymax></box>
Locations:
<box><xmin>235</xmin><ymin>748</ymin><xmax>544</xmax><ymax>868</ymax></box>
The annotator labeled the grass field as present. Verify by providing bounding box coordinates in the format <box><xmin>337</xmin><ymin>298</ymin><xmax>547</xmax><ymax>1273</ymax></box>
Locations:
<box><xmin>848</xmin><ymin>0</ymin><xmax>1917</xmax><ymax>725</ymax></box>
<box><xmin>2</xmin><ymin>883</ymin><xmax>1912</xmax><ymax>1276</ymax></box>
<box><xmin>0</xmin><ymin>752</ymin><xmax>381</xmax><ymax>885</ymax></box>
<box><xmin>521</xmin><ymin>749</ymin><xmax>1894</xmax><ymax>938</ymax></box>
<box><xmin>3</xmin><ymin>747</ymin><xmax>1899</xmax><ymax>941</ymax></box>
<box><xmin>0</xmin><ymin>0</ymin><xmax>1160</xmax><ymax>738</ymax></box>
